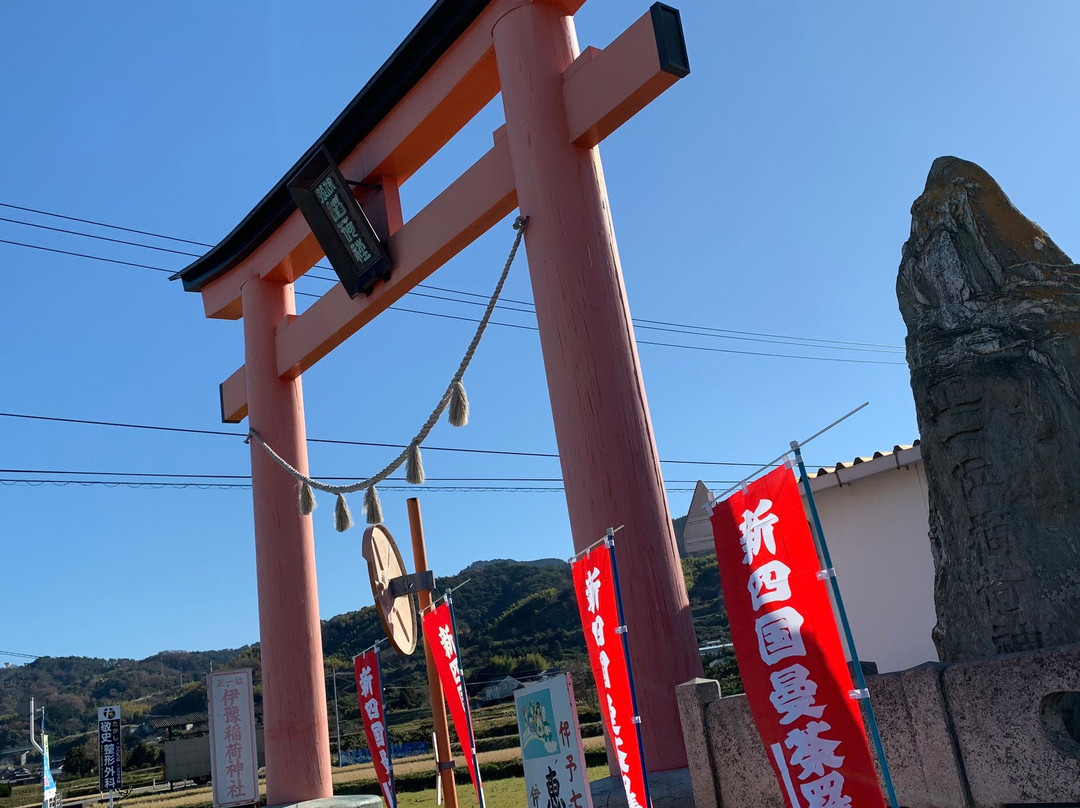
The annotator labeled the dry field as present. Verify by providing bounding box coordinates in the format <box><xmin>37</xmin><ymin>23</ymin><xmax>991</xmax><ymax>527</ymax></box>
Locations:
<box><xmin>46</xmin><ymin>735</ymin><xmax>609</xmax><ymax>808</ymax></box>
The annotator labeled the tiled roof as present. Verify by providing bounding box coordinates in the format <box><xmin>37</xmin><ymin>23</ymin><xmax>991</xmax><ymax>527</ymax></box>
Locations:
<box><xmin>806</xmin><ymin>441</ymin><xmax>922</xmax><ymax>489</ymax></box>
<box><xmin>810</xmin><ymin>440</ymin><xmax>920</xmax><ymax>476</ymax></box>
<box><xmin>147</xmin><ymin>713</ymin><xmax>208</xmax><ymax>730</ymax></box>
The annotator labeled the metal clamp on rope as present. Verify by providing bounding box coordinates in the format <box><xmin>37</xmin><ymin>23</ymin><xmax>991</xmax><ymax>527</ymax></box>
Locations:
<box><xmin>389</xmin><ymin>570</ymin><xmax>436</xmax><ymax>597</ymax></box>
<box><xmin>816</xmin><ymin>568</ymin><xmax>836</xmax><ymax>581</ymax></box>
<box><xmin>848</xmin><ymin>688</ymin><xmax>869</xmax><ymax>700</ymax></box>
<box><xmin>615</xmin><ymin>625</ymin><xmax>628</xmax><ymax>635</ymax></box>
<box><xmin>631</xmin><ymin>716</ymin><xmax>642</xmax><ymax>725</ymax></box>
<box><xmin>437</xmin><ymin>760</ymin><xmax>456</xmax><ymax>772</ymax></box>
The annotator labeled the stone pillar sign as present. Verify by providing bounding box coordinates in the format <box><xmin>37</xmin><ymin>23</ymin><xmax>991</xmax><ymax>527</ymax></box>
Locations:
<box><xmin>897</xmin><ymin>156</ymin><xmax>1080</xmax><ymax>662</ymax></box>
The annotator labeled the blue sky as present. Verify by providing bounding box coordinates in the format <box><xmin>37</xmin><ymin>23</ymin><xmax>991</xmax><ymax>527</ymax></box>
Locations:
<box><xmin>3</xmin><ymin>1</ymin><xmax>1079</xmax><ymax>662</ymax></box>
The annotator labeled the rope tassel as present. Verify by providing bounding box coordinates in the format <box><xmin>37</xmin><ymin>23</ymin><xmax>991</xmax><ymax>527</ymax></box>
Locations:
<box><xmin>244</xmin><ymin>218</ymin><xmax>528</xmax><ymax>535</ymax></box>
<box><xmin>364</xmin><ymin>486</ymin><xmax>383</xmax><ymax>525</ymax></box>
<box><xmin>406</xmin><ymin>442</ymin><xmax>425</xmax><ymax>485</ymax></box>
<box><xmin>448</xmin><ymin>380</ymin><xmax>469</xmax><ymax>427</ymax></box>
<box><xmin>335</xmin><ymin>494</ymin><xmax>353</xmax><ymax>532</ymax></box>
<box><xmin>299</xmin><ymin>483</ymin><xmax>317</xmax><ymax>516</ymax></box>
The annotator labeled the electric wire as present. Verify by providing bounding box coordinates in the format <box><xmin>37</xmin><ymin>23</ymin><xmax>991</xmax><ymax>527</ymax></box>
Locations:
<box><xmin>0</xmin><ymin>411</ymin><xmax>778</xmax><ymax>467</ymax></box>
<box><xmin>0</xmin><ymin>201</ymin><xmax>211</xmax><ymax>246</ymax></box>
<box><xmin>0</xmin><ymin>479</ymin><xmax>580</xmax><ymax>492</ymax></box>
<box><xmin>0</xmin><ymin>203</ymin><xmax>907</xmax><ymax>356</ymax></box>
<box><xmin>1</xmin><ymin>227</ymin><xmax>902</xmax><ymax>362</ymax></box>
<box><xmin>420</xmin><ymin>281</ymin><xmax>903</xmax><ymax>350</ymax></box>
<box><xmin>346</xmin><ymin>304</ymin><xmax>905</xmax><ymax>365</ymax></box>
<box><xmin>0</xmin><ymin>215</ymin><xmax>203</xmax><ymax>258</ymax></box>
<box><xmin>0</xmin><ymin>230</ymin><xmax>902</xmax><ymax>364</ymax></box>
<box><xmin>0</xmin><ymin>467</ymin><xmax>738</xmax><ymax>485</ymax></box>
<box><xmin>0</xmin><ymin>238</ymin><xmax>173</xmax><ymax>273</ymax></box>
<box><xmin>0</xmin><ymin>479</ymin><xmax>703</xmax><ymax>493</ymax></box>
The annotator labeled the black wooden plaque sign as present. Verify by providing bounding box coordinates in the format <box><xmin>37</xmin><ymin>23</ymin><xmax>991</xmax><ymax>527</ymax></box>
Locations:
<box><xmin>288</xmin><ymin>148</ymin><xmax>391</xmax><ymax>297</ymax></box>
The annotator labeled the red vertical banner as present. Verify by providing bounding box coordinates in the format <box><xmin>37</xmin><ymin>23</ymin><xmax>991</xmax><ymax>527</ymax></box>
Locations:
<box><xmin>709</xmin><ymin>465</ymin><xmax>886</xmax><ymax>808</ymax></box>
<box><xmin>421</xmin><ymin>600</ymin><xmax>485</xmax><ymax>808</ymax></box>
<box><xmin>354</xmin><ymin>648</ymin><xmax>396</xmax><ymax>808</ymax></box>
<box><xmin>571</xmin><ymin>541</ymin><xmax>649</xmax><ymax>808</ymax></box>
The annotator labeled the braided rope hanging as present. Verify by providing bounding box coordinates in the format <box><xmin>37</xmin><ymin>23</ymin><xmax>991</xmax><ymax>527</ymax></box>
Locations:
<box><xmin>248</xmin><ymin>215</ymin><xmax>528</xmax><ymax>529</ymax></box>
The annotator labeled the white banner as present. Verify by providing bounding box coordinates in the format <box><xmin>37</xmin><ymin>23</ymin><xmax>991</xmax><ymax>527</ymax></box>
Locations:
<box><xmin>514</xmin><ymin>674</ymin><xmax>593</xmax><ymax>808</ymax></box>
<box><xmin>207</xmin><ymin>669</ymin><xmax>259</xmax><ymax>808</ymax></box>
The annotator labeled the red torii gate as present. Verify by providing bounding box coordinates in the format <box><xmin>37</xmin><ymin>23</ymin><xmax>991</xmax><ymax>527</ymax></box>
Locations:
<box><xmin>177</xmin><ymin>1</ymin><xmax>700</xmax><ymax>803</ymax></box>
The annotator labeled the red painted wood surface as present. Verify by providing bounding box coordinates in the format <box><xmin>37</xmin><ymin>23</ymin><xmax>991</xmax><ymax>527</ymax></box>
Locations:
<box><xmin>241</xmin><ymin>277</ymin><xmax>333</xmax><ymax>803</ymax></box>
<box><xmin>219</xmin><ymin>132</ymin><xmax>517</xmax><ymax>422</ymax></box>
<box><xmin>203</xmin><ymin>4</ymin><xmax>695</xmax><ymax>799</ymax></box>
<box><xmin>563</xmin><ymin>7</ymin><xmax>683</xmax><ymax>147</ymax></box>
<box><xmin>492</xmin><ymin>0</ymin><xmax>701</xmax><ymax>772</ymax></box>
<box><xmin>215</xmin><ymin>4</ymin><xmax>681</xmax><ymax>422</ymax></box>
<box><xmin>199</xmin><ymin>1</ymin><xmax>587</xmax><ymax>321</ymax></box>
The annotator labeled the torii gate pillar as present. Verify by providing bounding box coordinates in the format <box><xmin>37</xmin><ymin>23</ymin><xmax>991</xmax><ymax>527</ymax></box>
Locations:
<box><xmin>493</xmin><ymin>1</ymin><xmax>702</xmax><ymax>771</ymax></box>
<box><xmin>242</xmin><ymin>277</ymin><xmax>333</xmax><ymax>803</ymax></box>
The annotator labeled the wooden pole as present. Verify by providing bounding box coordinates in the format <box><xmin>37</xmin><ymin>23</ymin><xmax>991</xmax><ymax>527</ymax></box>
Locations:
<box><xmin>407</xmin><ymin>497</ymin><xmax>458</xmax><ymax>808</ymax></box>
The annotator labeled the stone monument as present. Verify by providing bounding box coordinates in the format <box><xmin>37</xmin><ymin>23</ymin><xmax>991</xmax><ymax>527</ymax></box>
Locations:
<box><xmin>897</xmin><ymin>156</ymin><xmax>1080</xmax><ymax>663</ymax></box>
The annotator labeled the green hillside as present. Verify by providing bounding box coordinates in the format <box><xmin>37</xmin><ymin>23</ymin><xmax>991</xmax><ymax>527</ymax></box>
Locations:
<box><xmin>0</xmin><ymin>554</ymin><xmax>732</xmax><ymax>758</ymax></box>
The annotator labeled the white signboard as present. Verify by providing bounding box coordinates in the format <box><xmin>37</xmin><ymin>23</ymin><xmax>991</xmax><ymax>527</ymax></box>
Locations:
<box><xmin>207</xmin><ymin>669</ymin><xmax>259</xmax><ymax>808</ymax></box>
<box><xmin>97</xmin><ymin>705</ymin><xmax>122</xmax><ymax>793</ymax></box>
<box><xmin>514</xmin><ymin>674</ymin><xmax>592</xmax><ymax>808</ymax></box>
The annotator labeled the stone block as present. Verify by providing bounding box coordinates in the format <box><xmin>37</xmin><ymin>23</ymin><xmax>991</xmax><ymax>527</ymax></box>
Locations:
<box><xmin>942</xmin><ymin>643</ymin><xmax>1080</xmax><ymax>807</ymax></box>
<box><xmin>864</xmin><ymin>664</ymin><xmax>968</xmax><ymax>808</ymax></box>
<box><xmin>705</xmin><ymin>694</ymin><xmax>783</xmax><ymax>808</ymax></box>
<box><xmin>676</xmin><ymin>678</ymin><xmax>722</xmax><ymax>808</ymax></box>
<box><xmin>269</xmin><ymin>796</ymin><xmax>381</xmax><ymax>808</ymax></box>
<box><xmin>590</xmin><ymin>768</ymin><xmax>694</xmax><ymax>808</ymax></box>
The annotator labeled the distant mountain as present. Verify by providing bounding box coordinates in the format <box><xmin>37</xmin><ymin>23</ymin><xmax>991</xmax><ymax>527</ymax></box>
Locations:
<box><xmin>461</xmin><ymin>558</ymin><xmax>566</xmax><ymax>573</ymax></box>
<box><xmin>0</xmin><ymin>649</ymin><xmax>242</xmax><ymax>752</ymax></box>
<box><xmin>0</xmin><ymin>555</ymin><xmax>728</xmax><ymax>754</ymax></box>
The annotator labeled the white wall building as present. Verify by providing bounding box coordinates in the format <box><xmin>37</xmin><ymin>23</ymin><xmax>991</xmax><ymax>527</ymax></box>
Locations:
<box><xmin>681</xmin><ymin>443</ymin><xmax>937</xmax><ymax>673</ymax></box>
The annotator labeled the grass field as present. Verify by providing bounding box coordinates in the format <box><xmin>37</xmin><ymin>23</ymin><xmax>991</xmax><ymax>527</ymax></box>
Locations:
<box><xmin>5</xmin><ymin>737</ymin><xmax>610</xmax><ymax>808</ymax></box>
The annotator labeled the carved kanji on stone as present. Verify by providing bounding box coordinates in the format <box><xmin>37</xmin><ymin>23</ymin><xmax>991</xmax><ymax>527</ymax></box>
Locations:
<box><xmin>897</xmin><ymin>156</ymin><xmax>1080</xmax><ymax>662</ymax></box>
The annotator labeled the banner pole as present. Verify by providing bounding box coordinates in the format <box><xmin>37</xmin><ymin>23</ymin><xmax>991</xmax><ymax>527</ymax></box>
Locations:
<box><xmin>790</xmin><ymin>442</ymin><xmax>900</xmax><ymax>808</ymax></box>
<box><xmin>712</xmin><ymin>403</ymin><xmax>870</xmax><ymax>505</ymax></box>
<box><xmin>604</xmin><ymin>529</ymin><xmax>653</xmax><ymax>808</ymax></box>
<box><xmin>406</xmin><ymin>498</ymin><xmax>458</xmax><ymax>808</ymax></box>
<box><xmin>446</xmin><ymin>593</ymin><xmax>485</xmax><ymax>808</ymax></box>
<box><xmin>372</xmin><ymin>646</ymin><xmax>395</xmax><ymax>808</ymax></box>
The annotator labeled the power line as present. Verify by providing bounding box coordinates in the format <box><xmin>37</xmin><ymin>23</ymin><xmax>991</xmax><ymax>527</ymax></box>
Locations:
<box><xmin>420</xmin><ymin>281</ymin><xmax>902</xmax><ymax>350</ymax></box>
<box><xmin>370</xmin><ymin>307</ymin><xmax>903</xmax><ymax>365</ymax></box>
<box><xmin>4</xmin><ymin>224</ymin><xmax>906</xmax><ymax>363</ymax></box>
<box><xmin>0</xmin><ymin>411</ymin><xmax>773</xmax><ymax>467</ymax></box>
<box><xmin>0</xmin><ymin>479</ymin><xmax>585</xmax><ymax>492</ymax></box>
<box><xmin>0</xmin><ymin>649</ymin><xmax>40</xmax><ymax>659</ymax></box>
<box><xmin>635</xmin><ymin>338</ymin><xmax>902</xmax><ymax>365</ymax></box>
<box><xmin>0</xmin><ymin>216</ymin><xmax>203</xmax><ymax>258</ymax></box>
<box><xmin>2</xmin><ymin>229</ymin><xmax>901</xmax><ymax>362</ymax></box>
<box><xmin>0</xmin><ymin>238</ymin><xmax>174</xmax><ymax>273</ymax></box>
<box><xmin>0</xmin><ymin>468</ymin><xmax>738</xmax><ymax>485</ymax></box>
<box><xmin>0</xmin><ymin>478</ymin><xmax>708</xmax><ymax>493</ymax></box>
<box><xmin>379</xmin><ymin>287</ymin><xmax>903</xmax><ymax>355</ymax></box>
<box><xmin>0</xmin><ymin>203</ymin><xmax>906</xmax><ymax>356</ymax></box>
<box><xmin>0</xmin><ymin>201</ymin><xmax>212</xmax><ymax>247</ymax></box>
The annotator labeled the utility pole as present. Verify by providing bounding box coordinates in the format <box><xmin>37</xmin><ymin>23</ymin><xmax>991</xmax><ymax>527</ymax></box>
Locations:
<box><xmin>29</xmin><ymin>698</ymin><xmax>43</xmax><ymax>753</ymax></box>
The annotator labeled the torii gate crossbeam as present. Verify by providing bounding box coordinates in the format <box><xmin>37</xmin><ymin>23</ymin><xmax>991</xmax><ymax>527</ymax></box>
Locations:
<box><xmin>176</xmin><ymin>1</ymin><xmax>700</xmax><ymax>803</ymax></box>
